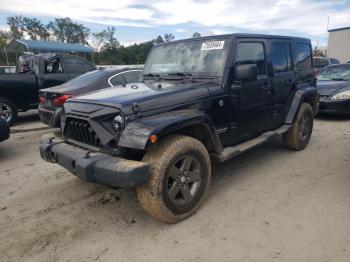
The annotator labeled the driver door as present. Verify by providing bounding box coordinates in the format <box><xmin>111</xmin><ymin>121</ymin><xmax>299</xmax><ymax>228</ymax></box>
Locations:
<box><xmin>229</xmin><ymin>40</ymin><xmax>274</xmax><ymax>144</ymax></box>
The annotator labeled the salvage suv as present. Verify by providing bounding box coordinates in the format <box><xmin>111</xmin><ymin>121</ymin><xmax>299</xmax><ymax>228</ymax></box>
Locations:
<box><xmin>40</xmin><ymin>34</ymin><xmax>318</xmax><ymax>223</ymax></box>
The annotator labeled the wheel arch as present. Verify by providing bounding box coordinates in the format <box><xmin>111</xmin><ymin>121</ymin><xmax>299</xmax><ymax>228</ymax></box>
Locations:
<box><xmin>118</xmin><ymin>109</ymin><xmax>223</xmax><ymax>154</ymax></box>
<box><xmin>285</xmin><ymin>86</ymin><xmax>318</xmax><ymax>124</ymax></box>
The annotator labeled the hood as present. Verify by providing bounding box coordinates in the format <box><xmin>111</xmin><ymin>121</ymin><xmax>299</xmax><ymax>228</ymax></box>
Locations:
<box><xmin>317</xmin><ymin>80</ymin><xmax>350</xmax><ymax>96</ymax></box>
<box><xmin>69</xmin><ymin>80</ymin><xmax>214</xmax><ymax>115</ymax></box>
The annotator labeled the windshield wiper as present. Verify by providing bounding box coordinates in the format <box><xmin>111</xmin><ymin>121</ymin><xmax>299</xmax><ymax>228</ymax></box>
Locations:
<box><xmin>143</xmin><ymin>73</ymin><xmax>160</xmax><ymax>78</ymax></box>
<box><xmin>167</xmin><ymin>72</ymin><xmax>193</xmax><ymax>77</ymax></box>
<box><xmin>330</xmin><ymin>78</ymin><xmax>346</xmax><ymax>81</ymax></box>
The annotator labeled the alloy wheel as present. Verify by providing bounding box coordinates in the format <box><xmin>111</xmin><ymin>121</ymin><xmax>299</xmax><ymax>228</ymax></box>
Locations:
<box><xmin>299</xmin><ymin>113</ymin><xmax>311</xmax><ymax>141</ymax></box>
<box><xmin>166</xmin><ymin>155</ymin><xmax>202</xmax><ymax>205</ymax></box>
<box><xmin>0</xmin><ymin>102</ymin><xmax>12</xmax><ymax>123</ymax></box>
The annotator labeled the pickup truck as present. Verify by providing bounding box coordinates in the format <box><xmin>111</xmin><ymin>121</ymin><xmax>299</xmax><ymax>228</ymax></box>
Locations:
<box><xmin>0</xmin><ymin>53</ymin><xmax>95</xmax><ymax>125</ymax></box>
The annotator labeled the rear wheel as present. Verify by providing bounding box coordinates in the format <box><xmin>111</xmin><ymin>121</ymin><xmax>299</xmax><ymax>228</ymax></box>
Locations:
<box><xmin>283</xmin><ymin>103</ymin><xmax>313</xmax><ymax>150</ymax></box>
<box><xmin>0</xmin><ymin>98</ymin><xmax>17</xmax><ymax>126</ymax></box>
<box><xmin>137</xmin><ymin>135</ymin><xmax>211</xmax><ymax>223</ymax></box>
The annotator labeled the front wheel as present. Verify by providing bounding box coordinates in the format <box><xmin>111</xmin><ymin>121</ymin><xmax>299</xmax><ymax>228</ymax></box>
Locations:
<box><xmin>137</xmin><ymin>135</ymin><xmax>211</xmax><ymax>223</ymax></box>
<box><xmin>283</xmin><ymin>103</ymin><xmax>314</xmax><ymax>150</ymax></box>
<box><xmin>0</xmin><ymin>98</ymin><xmax>17</xmax><ymax>126</ymax></box>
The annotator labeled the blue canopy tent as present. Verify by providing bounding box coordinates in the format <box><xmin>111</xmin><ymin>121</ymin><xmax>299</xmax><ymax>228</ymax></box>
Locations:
<box><xmin>6</xmin><ymin>39</ymin><xmax>95</xmax><ymax>64</ymax></box>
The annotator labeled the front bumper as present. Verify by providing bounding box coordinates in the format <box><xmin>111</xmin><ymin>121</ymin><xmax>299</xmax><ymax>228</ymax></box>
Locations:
<box><xmin>38</xmin><ymin>107</ymin><xmax>62</xmax><ymax>128</ymax></box>
<box><xmin>319</xmin><ymin>99</ymin><xmax>350</xmax><ymax>115</ymax></box>
<box><xmin>39</xmin><ymin>134</ymin><xmax>149</xmax><ymax>187</ymax></box>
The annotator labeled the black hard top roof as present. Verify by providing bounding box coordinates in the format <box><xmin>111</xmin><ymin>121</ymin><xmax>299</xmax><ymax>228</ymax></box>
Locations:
<box><xmin>157</xmin><ymin>33</ymin><xmax>310</xmax><ymax>46</ymax></box>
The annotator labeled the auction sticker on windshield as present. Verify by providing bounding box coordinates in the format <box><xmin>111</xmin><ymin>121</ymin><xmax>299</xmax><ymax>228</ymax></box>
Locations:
<box><xmin>201</xmin><ymin>41</ymin><xmax>225</xmax><ymax>50</ymax></box>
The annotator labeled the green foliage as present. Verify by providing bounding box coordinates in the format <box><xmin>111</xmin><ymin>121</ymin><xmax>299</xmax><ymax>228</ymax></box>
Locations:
<box><xmin>155</xmin><ymin>35</ymin><xmax>164</xmax><ymax>44</ymax></box>
<box><xmin>92</xmin><ymin>27</ymin><xmax>120</xmax><ymax>52</ymax></box>
<box><xmin>2</xmin><ymin>15</ymin><xmax>177</xmax><ymax>65</ymax></box>
<box><xmin>0</xmin><ymin>30</ymin><xmax>10</xmax><ymax>50</ymax></box>
<box><xmin>95</xmin><ymin>41</ymin><xmax>154</xmax><ymax>65</ymax></box>
<box><xmin>47</xmin><ymin>17</ymin><xmax>90</xmax><ymax>44</ymax></box>
<box><xmin>192</xmin><ymin>32</ymin><xmax>201</xmax><ymax>38</ymax></box>
<box><xmin>164</xmin><ymin>33</ymin><xmax>175</xmax><ymax>42</ymax></box>
<box><xmin>7</xmin><ymin>16</ymin><xmax>24</xmax><ymax>40</ymax></box>
<box><xmin>22</xmin><ymin>17</ymin><xmax>50</xmax><ymax>40</ymax></box>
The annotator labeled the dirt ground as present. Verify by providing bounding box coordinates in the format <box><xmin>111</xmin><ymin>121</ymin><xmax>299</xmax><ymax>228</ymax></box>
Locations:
<box><xmin>0</xmin><ymin>112</ymin><xmax>350</xmax><ymax>262</ymax></box>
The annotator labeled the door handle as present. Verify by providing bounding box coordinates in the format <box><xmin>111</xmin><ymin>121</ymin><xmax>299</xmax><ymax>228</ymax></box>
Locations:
<box><xmin>231</xmin><ymin>83</ymin><xmax>243</xmax><ymax>91</ymax></box>
<box><xmin>285</xmin><ymin>79</ymin><xmax>293</xmax><ymax>85</ymax></box>
<box><xmin>261</xmin><ymin>84</ymin><xmax>272</xmax><ymax>90</ymax></box>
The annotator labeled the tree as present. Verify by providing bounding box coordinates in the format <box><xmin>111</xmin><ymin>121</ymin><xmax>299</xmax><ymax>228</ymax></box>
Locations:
<box><xmin>92</xmin><ymin>27</ymin><xmax>120</xmax><ymax>52</ymax></box>
<box><xmin>7</xmin><ymin>16</ymin><xmax>24</xmax><ymax>39</ymax></box>
<box><xmin>154</xmin><ymin>35</ymin><xmax>164</xmax><ymax>44</ymax></box>
<box><xmin>164</xmin><ymin>33</ymin><xmax>175</xmax><ymax>42</ymax></box>
<box><xmin>47</xmin><ymin>17</ymin><xmax>90</xmax><ymax>44</ymax></box>
<box><xmin>192</xmin><ymin>32</ymin><xmax>201</xmax><ymax>38</ymax></box>
<box><xmin>314</xmin><ymin>47</ymin><xmax>326</xmax><ymax>57</ymax></box>
<box><xmin>22</xmin><ymin>17</ymin><xmax>50</xmax><ymax>41</ymax></box>
<box><xmin>0</xmin><ymin>30</ymin><xmax>10</xmax><ymax>49</ymax></box>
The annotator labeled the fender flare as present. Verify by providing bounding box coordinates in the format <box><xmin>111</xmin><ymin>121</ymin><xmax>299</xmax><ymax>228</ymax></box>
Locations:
<box><xmin>285</xmin><ymin>86</ymin><xmax>318</xmax><ymax>124</ymax></box>
<box><xmin>118</xmin><ymin>109</ymin><xmax>222</xmax><ymax>153</ymax></box>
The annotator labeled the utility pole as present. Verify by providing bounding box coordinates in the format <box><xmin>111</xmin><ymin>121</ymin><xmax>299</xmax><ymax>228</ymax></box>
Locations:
<box><xmin>325</xmin><ymin>16</ymin><xmax>330</xmax><ymax>57</ymax></box>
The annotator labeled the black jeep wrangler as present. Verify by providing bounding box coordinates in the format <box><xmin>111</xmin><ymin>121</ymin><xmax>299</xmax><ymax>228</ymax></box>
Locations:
<box><xmin>40</xmin><ymin>34</ymin><xmax>318</xmax><ymax>223</ymax></box>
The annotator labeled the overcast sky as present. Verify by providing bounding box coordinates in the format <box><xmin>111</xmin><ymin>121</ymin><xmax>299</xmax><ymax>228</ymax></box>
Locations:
<box><xmin>0</xmin><ymin>0</ymin><xmax>350</xmax><ymax>46</ymax></box>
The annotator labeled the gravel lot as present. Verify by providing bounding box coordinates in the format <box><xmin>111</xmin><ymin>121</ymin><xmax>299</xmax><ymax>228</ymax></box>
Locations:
<box><xmin>1</xmin><ymin>112</ymin><xmax>350</xmax><ymax>262</ymax></box>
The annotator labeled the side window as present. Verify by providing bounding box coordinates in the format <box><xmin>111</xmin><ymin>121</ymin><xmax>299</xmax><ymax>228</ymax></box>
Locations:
<box><xmin>64</xmin><ymin>56</ymin><xmax>93</xmax><ymax>74</ymax></box>
<box><xmin>271</xmin><ymin>43</ymin><xmax>292</xmax><ymax>73</ymax></box>
<box><xmin>123</xmin><ymin>71</ymin><xmax>142</xmax><ymax>83</ymax></box>
<box><xmin>294</xmin><ymin>43</ymin><xmax>312</xmax><ymax>71</ymax></box>
<box><xmin>109</xmin><ymin>74</ymin><xmax>125</xmax><ymax>87</ymax></box>
<box><xmin>236</xmin><ymin>42</ymin><xmax>266</xmax><ymax>75</ymax></box>
<box><xmin>45</xmin><ymin>58</ymin><xmax>63</xmax><ymax>74</ymax></box>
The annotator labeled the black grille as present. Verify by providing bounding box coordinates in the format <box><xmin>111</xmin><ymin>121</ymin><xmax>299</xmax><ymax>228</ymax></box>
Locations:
<box><xmin>64</xmin><ymin>118</ymin><xmax>102</xmax><ymax>148</ymax></box>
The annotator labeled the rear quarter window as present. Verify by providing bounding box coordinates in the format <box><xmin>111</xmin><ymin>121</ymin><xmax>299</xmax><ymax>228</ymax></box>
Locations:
<box><xmin>63</xmin><ymin>56</ymin><xmax>93</xmax><ymax>74</ymax></box>
<box><xmin>294</xmin><ymin>43</ymin><xmax>312</xmax><ymax>71</ymax></box>
<box><xmin>109</xmin><ymin>74</ymin><xmax>125</xmax><ymax>86</ymax></box>
<box><xmin>123</xmin><ymin>71</ymin><xmax>142</xmax><ymax>83</ymax></box>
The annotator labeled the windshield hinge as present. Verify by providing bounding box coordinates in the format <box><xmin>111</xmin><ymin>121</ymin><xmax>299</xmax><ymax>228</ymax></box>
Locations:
<box><xmin>132</xmin><ymin>102</ymin><xmax>141</xmax><ymax>117</ymax></box>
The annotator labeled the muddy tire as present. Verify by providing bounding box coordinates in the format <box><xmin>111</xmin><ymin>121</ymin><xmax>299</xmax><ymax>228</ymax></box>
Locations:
<box><xmin>283</xmin><ymin>103</ymin><xmax>313</xmax><ymax>150</ymax></box>
<box><xmin>0</xmin><ymin>97</ymin><xmax>17</xmax><ymax>126</ymax></box>
<box><xmin>137</xmin><ymin>135</ymin><xmax>211</xmax><ymax>223</ymax></box>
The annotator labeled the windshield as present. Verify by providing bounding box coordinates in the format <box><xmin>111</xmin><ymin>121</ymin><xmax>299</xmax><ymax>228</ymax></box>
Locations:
<box><xmin>317</xmin><ymin>65</ymin><xmax>350</xmax><ymax>81</ymax></box>
<box><xmin>143</xmin><ymin>39</ymin><xmax>229</xmax><ymax>77</ymax></box>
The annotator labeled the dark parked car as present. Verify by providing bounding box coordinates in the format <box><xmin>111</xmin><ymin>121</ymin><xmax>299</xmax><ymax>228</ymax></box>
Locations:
<box><xmin>314</xmin><ymin>56</ymin><xmax>340</xmax><ymax>69</ymax></box>
<box><xmin>38</xmin><ymin>67</ymin><xmax>143</xmax><ymax>128</ymax></box>
<box><xmin>317</xmin><ymin>64</ymin><xmax>350</xmax><ymax>114</ymax></box>
<box><xmin>40</xmin><ymin>34</ymin><xmax>317</xmax><ymax>223</ymax></box>
<box><xmin>0</xmin><ymin>116</ymin><xmax>10</xmax><ymax>142</ymax></box>
<box><xmin>314</xmin><ymin>56</ymin><xmax>340</xmax><ymax>75</ymax></box>
<box><xmin>0</xmin><ymin>53</ymin><xmax>95</xmax><ymax>125</ymax></box>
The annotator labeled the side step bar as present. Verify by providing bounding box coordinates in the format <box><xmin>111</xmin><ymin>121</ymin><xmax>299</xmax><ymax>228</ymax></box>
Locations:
<box><xmin>212</xmin><ymin>124</ymin><xmax>292</xmax><ymax>163</ymax></box>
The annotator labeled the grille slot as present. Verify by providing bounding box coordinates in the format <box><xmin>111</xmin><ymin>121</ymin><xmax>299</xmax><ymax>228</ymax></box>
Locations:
<box><xmin>64</xmin><ymin>118</ymin><xmax>102</xmax><ymax>148</ymax></box>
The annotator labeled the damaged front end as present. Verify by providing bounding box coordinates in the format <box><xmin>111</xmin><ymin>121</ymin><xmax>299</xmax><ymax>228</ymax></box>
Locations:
<box><xmin>39</xmin><ymin>101</ymin><xmax>149</xmax><ymax>187</ymax></box>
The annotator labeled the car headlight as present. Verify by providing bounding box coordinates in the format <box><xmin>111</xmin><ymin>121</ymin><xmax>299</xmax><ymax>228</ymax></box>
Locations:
<box><xmin>330</xmin><ymin>90</ymin><xmax>350</xmax><ymax>101</ymax></box>
<box><xmin>112</xmin><ymin>115</ymin><xmax>124</xmax><ymax>132</ymax></box>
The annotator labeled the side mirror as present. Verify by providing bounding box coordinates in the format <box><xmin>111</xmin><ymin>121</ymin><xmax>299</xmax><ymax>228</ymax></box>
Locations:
<box><xmin>235</xmin><ymin>64</ymin><xmax>258</xmax><ymax>81</ymax></box>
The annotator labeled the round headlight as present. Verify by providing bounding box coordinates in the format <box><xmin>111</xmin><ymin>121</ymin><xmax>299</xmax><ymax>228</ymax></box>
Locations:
<box><xmin>113</xmin><ymin>115</ymin><xmax>124</xmax><ymax>132</ymax></box>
